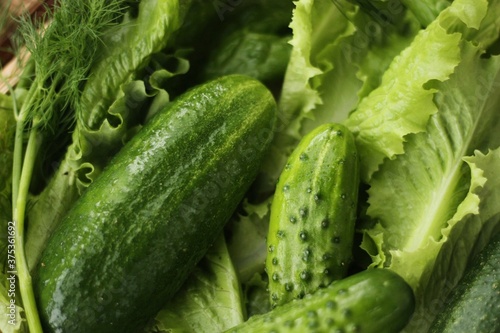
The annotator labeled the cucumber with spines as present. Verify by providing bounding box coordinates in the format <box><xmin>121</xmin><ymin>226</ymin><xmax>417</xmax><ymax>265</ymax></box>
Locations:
<box><xmin>266</xmin><ymin>123</ymin><xmax>360</xmax><ymax>307</ymax></box>
<box><xmin>225</xmin><ymin>269</ymin><xmax>415</xmax><ymax>333</ymax></box>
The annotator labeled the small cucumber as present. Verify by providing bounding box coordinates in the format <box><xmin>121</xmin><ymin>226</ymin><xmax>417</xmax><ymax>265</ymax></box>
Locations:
<box><xmin>266</xmin><ymin>123</ymin><xmax>360</xmax><ymax>307</ymax></box>
<box><xmin>33</xmin><ymin>75</ymin><xmax>277</xmax><ymax>333</ymax></box>
<box><xmin>225</xmin><ymin>269</ymin><xmax>415</xmax><ymax>333</ymax></box>
<box><xmin>428</xmin><ymin>233</ymin><xmax>500</xmax><ymax>333</ymax></box>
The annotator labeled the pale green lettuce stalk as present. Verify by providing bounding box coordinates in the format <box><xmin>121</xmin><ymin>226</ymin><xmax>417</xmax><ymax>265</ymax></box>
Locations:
<box><xmin>353</xmin><ymin>0</ymin><xmax>500</xmax><ymax>331</ymax></box>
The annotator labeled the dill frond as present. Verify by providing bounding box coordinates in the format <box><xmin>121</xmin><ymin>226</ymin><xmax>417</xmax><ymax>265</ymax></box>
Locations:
<box><xmin>16</xmin><ymin>0</ymin><xmax>127</xmax><ymax>132</ymax></box>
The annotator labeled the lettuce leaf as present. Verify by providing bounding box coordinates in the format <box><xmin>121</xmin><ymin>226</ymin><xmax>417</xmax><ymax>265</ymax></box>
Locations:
<box><xmin>356</xmin><ymin>1</ymin><xmax>500</xmax><ymax>331</ymax></box>
<box><xmin>78</xmin><ymin>0</ymin><xmax>191</xmax><ymax>129</ymax></box>
<box><xmin>345</xmin><ymin>0</ymin><xmax>500</xmax><ymax>181</ymax></box>
<box><xmin>226</xmin><ymin>198</ymin><xmax>273</xmax><ymax>284</ymax></box>
<box><xmin>400</xmin><ymin>0</ymin><xmax>452</xmax><ymax>26</ymax></box>
<box><xmin>344</xmin><ymin>0</ymin><xmax>481</xmax><ymax>180</ymax></box>
<box><xmin>145</xmin><ymin>235</ymin><xmax>244</xmax><ymax>333</ymax></box>
<box><xmin>365</xmin><ymin>147</ymin><xmax>500</xmax><ymax>332</ymax></box>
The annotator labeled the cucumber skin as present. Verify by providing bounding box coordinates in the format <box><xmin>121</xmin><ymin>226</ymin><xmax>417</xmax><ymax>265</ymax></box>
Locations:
<box><xmin>266</xmin><ymin>123</ymin><xmax>360</xmax><ymax>307</ymax></box>
<box><xmin>429</xmin><ymin>233</ymin><xmax>500</xmax><ymax>333</ymax></box>
<box><xmin>225</xmin><ymin>269</ymin><xmax>415</xmax><ymax>333</ymax></box>
<box><xmin>33</xmin><ymin>75</ymin><xmax>277</xmax><ymax>333</ymax></box>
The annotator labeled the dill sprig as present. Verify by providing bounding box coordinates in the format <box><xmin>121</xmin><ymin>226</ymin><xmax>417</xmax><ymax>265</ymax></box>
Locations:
<box><xmin>16</xmin><ymin>0</ymin><xmax>126</xmax><ymax>132</ymax></box>
<box><xmin>11</xmin><ymin>1</ymin><xmax>127</xmax><ymax>332</ymax></box>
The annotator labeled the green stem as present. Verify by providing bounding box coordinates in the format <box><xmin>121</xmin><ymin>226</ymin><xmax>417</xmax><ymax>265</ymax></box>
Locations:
<box><xmin>13</xmin><ymin>125</ymin><xmax>44</xmax><ymax>333</ymax></box>
<box><xmin>12</xmin><ymin>120</ymin><xmax>24</xmax><ymax>213</ymax></box>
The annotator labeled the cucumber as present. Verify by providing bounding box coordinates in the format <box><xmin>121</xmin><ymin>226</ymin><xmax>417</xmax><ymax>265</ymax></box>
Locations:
<box><xmin>225</xmin><ymin>268</ymin><xmax>415</xmax><ymax>333</ymax></box>
<box><xmin>266</xmin><ymin>123</ymin><xmax>360</xmax><ymax>307</ymax></box>
<box><xmin>33</xmin><ymin>74</ymin><xmax>277</xmax><ymax>333</ymax></box>
<box><xmin>428</xmin><ymin>233</ymin><xmax>500</xmax><ymax>333</ymax></box>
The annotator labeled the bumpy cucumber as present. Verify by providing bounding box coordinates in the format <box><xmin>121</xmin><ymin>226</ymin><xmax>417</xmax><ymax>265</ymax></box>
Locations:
<box><xmin>33</xmin><ymin>75</ymin><xmax>277</xmax><ymax>333</ymax></box>
<box><xmin>266</xmin><ymin>123</ymin><xmax>360</xmax><ymax>307</ymax></box>
<box><xmin>429</xmin><ymin>233</ymin><xmax>500</xmax><ymax>333</ymax></box>
<box><xmin>225</xmin><ymin>269</ymin><xmax>415</xmax><ymax>333</ymax></box>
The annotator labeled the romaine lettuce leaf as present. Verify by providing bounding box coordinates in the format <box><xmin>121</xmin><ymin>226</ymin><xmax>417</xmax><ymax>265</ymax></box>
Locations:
<box><xmin>345</xmin><ymin>0</ymin><xmax>500</xmax><ymax>181</ymax></box>
<box><xmin>343</xmin><ymin>0</ymin><xmax>487</xmax><ymax>180</ymax></box>
<box><xmin>78</xmin><ymin>0</ymin><xmax>191</xmax><ymax>129</ymax></box>
<box><xmin>145</xmin><ymin>235</ymin><xmax>244</xmax><ymax>333</ymax></box>
<box><xmin>357</xmin><ymin>1</ymin><xmax>500</xmax><ymax>330</ymax></box>
<box><xmin>278</xmin><ymin>0</ymin><xmax>356</xmax><ymax>138</ymax></box>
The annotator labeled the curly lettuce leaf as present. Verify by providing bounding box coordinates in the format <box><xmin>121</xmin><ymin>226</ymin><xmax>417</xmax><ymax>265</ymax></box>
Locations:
<box><xmin>344</xmin><ymin>1</ymin><xmax>486</xmax><ymax>180</ymax></box>
<box><xmin>360</xmin><ymin>10</ymin><xmax>500</xmax><ymax>330</ymax></box>
<box><xmin>78</xmin><ymin>0</ymin><xmax>191</xmax><ymax>129</ymax></box>
<box><xmin>278</xmin><ymin>0</ymin><xmax>354</xmax><ymax>137</ymax></box>
<box><xmin>346</xmin><ymin>0</ymin><xmax>500</xmax><ymax>182</ymax></box>
<box><xmin>301</xmin><ymin>9</ymin><xmax>420</xmax><ymax>134</ymax></box>
<box><xmin>146</xmin><ymin>235</ymin><xmax>244</xmax><ymax>333</ymax></box>
<box><xmin>461</xmin><ymin>0</ymin><xmax>500</xmax><ymax>51</ymax></box>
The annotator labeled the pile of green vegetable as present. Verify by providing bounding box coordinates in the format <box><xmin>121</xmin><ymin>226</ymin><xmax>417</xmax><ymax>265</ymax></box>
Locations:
<box><xmin>1</xmin><ymin>0</ymin><xmax>500</xmax><ymax>332</ymax></box>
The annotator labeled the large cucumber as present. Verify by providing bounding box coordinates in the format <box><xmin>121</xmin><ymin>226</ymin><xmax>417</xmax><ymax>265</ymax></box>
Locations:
<box><xmin>266</xmin><ymin>123</ymin><xmax>360</xmax><ymax>307</ymax></box>
<box><xmin>428</xmin><ymin>233</ymin><xmax>500</xmax><ymax>333</ymax></box>
<box><xmin>33</xmin><ymin>75</ymin><xmax>277</xmax><ymax>333</ymax></box>
<box><xmin>225</xmin><ymin>269</ymin><xmax>415</xmax><ymax>333</ymax></box>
